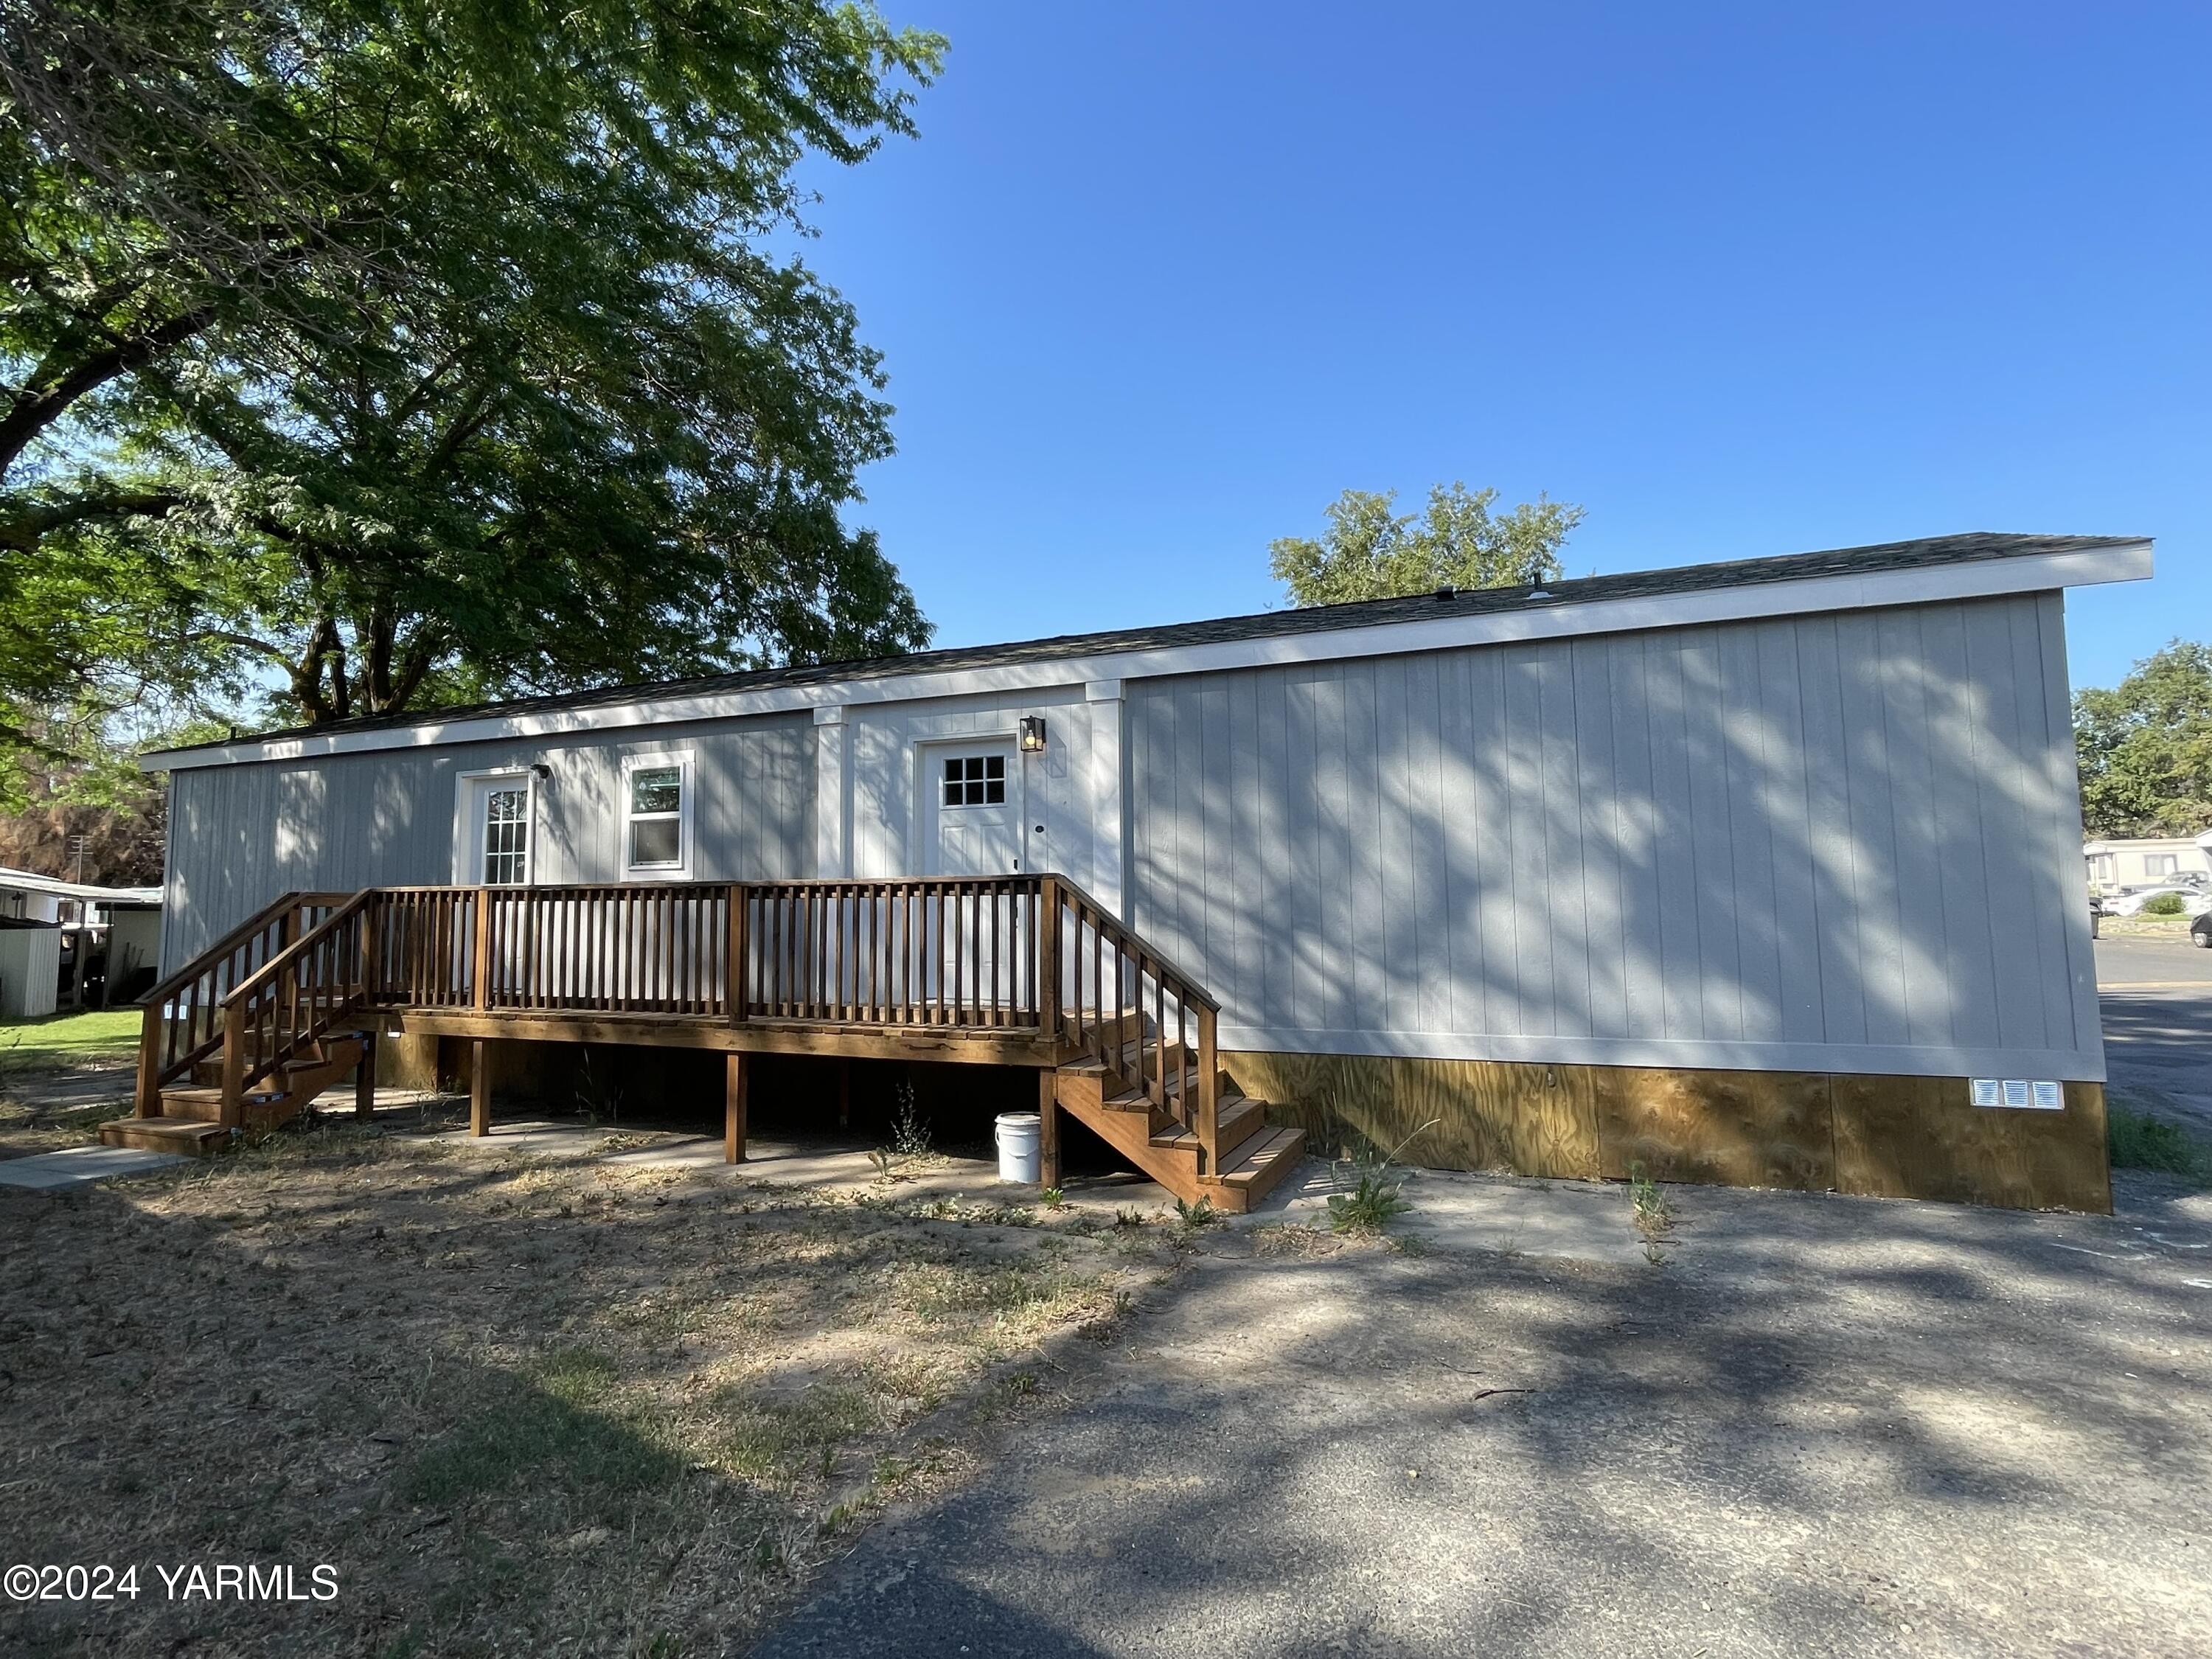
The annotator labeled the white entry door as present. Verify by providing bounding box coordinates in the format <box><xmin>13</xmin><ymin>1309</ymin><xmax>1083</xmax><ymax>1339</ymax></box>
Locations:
<box><xmin>925</xmin><ymin>743</ymin><xmax>1023</xmax><ymax>875</ymax></box>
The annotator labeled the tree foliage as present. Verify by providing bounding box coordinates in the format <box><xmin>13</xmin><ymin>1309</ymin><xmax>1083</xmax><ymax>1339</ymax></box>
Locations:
<box><xmin>0</xmin><ymin>0</ymin><xmax>941</xmax><ymax>747</ymax></box>
<box><xmin>1270</xmin><ymin>482</ymin><xmax>1585</xmax><ymax>607</ymax></box>
<box><xmin>2075</xmin><ymin>640</ymin><xmax>2212</xmax><ymax>838</ymax></box>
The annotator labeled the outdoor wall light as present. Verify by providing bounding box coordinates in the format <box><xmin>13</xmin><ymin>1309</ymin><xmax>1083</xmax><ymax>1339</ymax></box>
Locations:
<box><xmin>1019</xmin><ymin>716</ymin><xmax>1047</xmax><ymax>754</ymax></box>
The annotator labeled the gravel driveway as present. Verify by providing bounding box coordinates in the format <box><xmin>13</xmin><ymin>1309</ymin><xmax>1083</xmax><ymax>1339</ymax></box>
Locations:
<box><xmin>755</xmin><ymin>1169</ymin><xmax>2212</xmax><ymax>1658</ymax></box>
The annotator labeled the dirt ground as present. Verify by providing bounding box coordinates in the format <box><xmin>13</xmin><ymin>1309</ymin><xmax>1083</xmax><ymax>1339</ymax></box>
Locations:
<box><xmin>0</xmin><ymin>1110</ymin><xmax>1186</xmax><ymax>1658</ymax></box>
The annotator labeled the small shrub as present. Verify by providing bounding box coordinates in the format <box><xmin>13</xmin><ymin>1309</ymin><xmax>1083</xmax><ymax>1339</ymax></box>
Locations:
<box><xmin>2141</xmin><ymin>892</ymin><xmax>2188</xmax><ymax>917</ymax></box>
<box><xmin>2108</xmin><ymin>1105</ymin><xmax>2212</xmax><ymax>1180</ymax></box>
<box><xmin>1326</xmin><ymin>1169</ymin><xmax>1411</xmax><ymax>1234</ymax></box>
<box><xmin>1038</xmin><ymin>1186</ymin><xmax>1065</xmax><ymax>1208</ymax></box>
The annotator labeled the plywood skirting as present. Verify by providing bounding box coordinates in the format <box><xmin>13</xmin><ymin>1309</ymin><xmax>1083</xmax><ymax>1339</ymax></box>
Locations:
<box><xmin>1830</xmin><ymin>1076</ymin><xmax>2109</xmax><ymax>1214</ymax></box>
<box><xmin>1222</xmin><ymin>1051</ymin><xmax>1601</xmax><ymax>1180</ymax></box>
<box><xmin>1225</xmin><ymin>1049</ymin><xmax>2111</xmax><ymax>1214</ymax></box>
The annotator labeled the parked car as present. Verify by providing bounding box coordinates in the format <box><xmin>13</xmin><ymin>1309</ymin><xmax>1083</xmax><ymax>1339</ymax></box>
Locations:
<box><xmin>2194</xmin><ymin>911</ymin><xmax>2212</xmax><ymax>949</ymax></box>
<box><xmin>2101</xmin><ymin>885</ymin><xmax>2212</xmax><ymax>918</ymax></box>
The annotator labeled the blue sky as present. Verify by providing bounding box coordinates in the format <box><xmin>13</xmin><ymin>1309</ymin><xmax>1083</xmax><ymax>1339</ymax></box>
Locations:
<box><xmin>795</xmin><ymin>1</ymin><xmax>2207</xmax><ymax>692</ymax></box>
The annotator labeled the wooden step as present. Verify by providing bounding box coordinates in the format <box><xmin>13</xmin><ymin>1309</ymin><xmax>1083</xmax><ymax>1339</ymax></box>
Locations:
<box><xmin>1199</xmin><ymin>1126</ymin><xmax>1307</xmax><ymax>1212</ymax></box>
<box><xmin>1144</xmin><ymin>1093</ymin><xmax>1265</xmax><ymax>1155</ymax></box>
<box><xmin>100</xmin><ymin>1116</ymin><xmax>235</xmax><ymax>1155</ymax></box>
<box><xmin>159</xmin><ymin>1086</ymin><xmax>228</xmax><ymax>1124</ymax></box>
<box><xmin>1212</xmin><ymin>1094</ymin><xmax>1270</xmax><ymax>1161</ymax></box>
<box><xmin>1054</xmin><ymin>1062</ymin><xmax>1110</xmax><ymax>1116</ymax></box>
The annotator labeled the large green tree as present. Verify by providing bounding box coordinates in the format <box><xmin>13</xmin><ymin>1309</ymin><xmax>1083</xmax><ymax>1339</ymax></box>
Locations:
<box><xmin>2076</xmin><ymin>640</ymin><xmax>2212</xmax><ymax>838</ymax></box>
<box><xmin>1270</xmin><ymin>481</ymin><xmax>1585</xmax><ymax>606</ymax></box>
<box><xmin>0</xmin><ymin>0</ymin><xmax>940</xmax><ymax>748</ymax></box>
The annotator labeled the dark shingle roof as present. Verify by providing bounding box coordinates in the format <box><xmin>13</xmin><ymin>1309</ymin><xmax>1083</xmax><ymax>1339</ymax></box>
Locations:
<box><xmin>161</xmin><ymin>532</ymin><xmax>2141</xmax><ymax>754</ymax></box>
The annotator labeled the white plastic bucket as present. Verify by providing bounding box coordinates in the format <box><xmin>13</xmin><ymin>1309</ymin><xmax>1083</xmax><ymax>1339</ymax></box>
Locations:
<box><xmin>994</xmin><ymin>1112</ymin><xmax>1043</xmax><ymax>1184</ymax></box>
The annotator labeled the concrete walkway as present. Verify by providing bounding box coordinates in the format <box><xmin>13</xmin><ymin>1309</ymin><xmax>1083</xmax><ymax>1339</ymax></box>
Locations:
<box><xmin>0</xmin><ymin>1144</ymin><xmax>185</xmax><ymax>1189</ymax></box>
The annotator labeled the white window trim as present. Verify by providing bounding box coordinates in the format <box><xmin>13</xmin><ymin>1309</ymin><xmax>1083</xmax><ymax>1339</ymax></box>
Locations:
<box><xmin>452</xmin><ymin>767</ymin><xmax>538</xmax><ymax>887</ymax></box>
<box><xmin>622</xmin><ymin>751</ymin><xmax>694</xmax><ymax>878</ymax></box>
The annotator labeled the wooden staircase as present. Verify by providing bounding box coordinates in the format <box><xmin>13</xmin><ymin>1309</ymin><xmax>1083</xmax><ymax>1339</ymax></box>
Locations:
<box><xmin>1051</xmin><ymin>1050</ymin><xmax>1304</xmax><ymax>1214</ymax></box>
<box><xmin>1040</xmin><ymin>888</ymin><xmax>1305</xmax><ymax>1214</ymax></box>
<box><xmin>105</xmin><ymin>890</ymin><xmax>378</xmax><ymax>1156</ymax></box>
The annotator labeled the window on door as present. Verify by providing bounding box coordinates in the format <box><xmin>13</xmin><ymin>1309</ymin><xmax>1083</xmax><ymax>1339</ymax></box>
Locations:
<box><xmin>481</xmin><ymin>785</ymin><xmax>530</xmax><ymax>885</ymax></box>
<box><xmin>625</xmin><ymin>757</ymin><xmax>689</xmax><ymax>872</ymax></box>
<box><xmin>941</xmin><ymin>753</ymin><xmax>1006</xmax><ymax>807</ymax></box>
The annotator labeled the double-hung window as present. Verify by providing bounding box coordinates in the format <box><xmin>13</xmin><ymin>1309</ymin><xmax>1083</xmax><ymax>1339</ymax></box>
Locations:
<box><xmin>625</xmin><ymin>757</ymin><xmax>689</xmax><ymax>873</ymax></box>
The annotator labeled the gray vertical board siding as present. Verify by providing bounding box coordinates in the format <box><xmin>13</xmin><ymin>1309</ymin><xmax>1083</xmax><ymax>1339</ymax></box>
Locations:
<box><xmin>159</xmin><ymin>714</ymin><xmax>815</xmax><ymax>973</ymax></box>
<box><xmin>844</xmin><ymin>685</ymin><xmax>1091</xmax><ymax>883</ymax></box>
<box><xmin>1125</xmin><ymin>593</ymin><xmax>2104</xmax><ymax>1081</ymax></box>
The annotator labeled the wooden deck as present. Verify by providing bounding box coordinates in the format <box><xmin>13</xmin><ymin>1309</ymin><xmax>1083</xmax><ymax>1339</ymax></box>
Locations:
<box><xmin>105</xmin><ymin>876</ymin><xmax>1304</xmax><ymax>1210</ymax></box>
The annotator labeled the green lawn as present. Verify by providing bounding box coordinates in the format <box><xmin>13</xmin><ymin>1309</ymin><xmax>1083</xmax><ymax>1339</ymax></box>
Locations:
<box><xmin>0</xmin><ymin>1007</ymin><xmax>142</xmax><ymax>1073</ymax></box>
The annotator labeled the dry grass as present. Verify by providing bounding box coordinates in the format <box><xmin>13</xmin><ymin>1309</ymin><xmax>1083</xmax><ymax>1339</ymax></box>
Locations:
<box><xmin>0</xmin><ymin>1122</ymin><xmax>1170</xmax><ymax>1658</ymax></box>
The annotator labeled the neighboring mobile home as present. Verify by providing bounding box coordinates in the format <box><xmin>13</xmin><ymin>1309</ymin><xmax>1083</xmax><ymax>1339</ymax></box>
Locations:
<box><xmin>131</xmin><ymin>532</ymin><xmax>2146</xmax><ymax>1211</ymax></box>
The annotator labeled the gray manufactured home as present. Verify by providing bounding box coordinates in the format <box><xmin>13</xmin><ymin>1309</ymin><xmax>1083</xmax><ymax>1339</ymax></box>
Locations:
<box><xmin>128</xmin><ymin>532</ymin><xmax>2146</xmax><ymax>1211</ymax></box>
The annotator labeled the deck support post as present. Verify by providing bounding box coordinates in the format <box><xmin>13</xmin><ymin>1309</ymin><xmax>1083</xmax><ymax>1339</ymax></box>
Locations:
<box><xmin>1037</xmin><ymin>1066</ymin><xmax>1060</xmax><ymax>1190</ymax></box>
<box><xmin>838</xmin><ymin>1057</ymin><xmax>850</xmax><ymax>1131</ymax></box>
<box><xmin>219</xmin><ymin>1000</ymin><xmax>246</xmax><ymax>1130</ymax></box>
<box><xmin>134</xmin><ymin>1004</ymin><xmax>162</xmax><ymax>1119</ymax></box>
<box><xmin>726</xmin><ymin>1051</ymin><xmax>749</xmax><ymax>1163</ymax></box>
<box><xmin>354</xmin><ymin>1028</ymin><xmax>378</xmax><ymax>1120</ymax></box>
<box><xmin>469</xmin><ymin>1037</ymin><xmax>490</xmax><ymax>1137</ymax></box>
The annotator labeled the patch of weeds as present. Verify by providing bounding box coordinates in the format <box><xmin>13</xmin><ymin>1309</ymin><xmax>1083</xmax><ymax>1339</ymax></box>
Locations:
<box><xmin>1173</xmin><ymin>1196</ymin><xmax>1220</xmax><ymax>1228</ymax></box>
<box><xmin>1253</xmin><ymin>1223</ymin><xmax>1339</xmax><ymax>1257</ymax></box>
<box><xmin>709</xmin><ymin>1383</ymin><xmax>882</xmax><ymax>1479</ymax></box>
<box><xmin>890</xmin><ymin>1077</ymin><xmax>933</xmax><ymax>1158</ymax></box>
<box><xmin>1113</xmin><ymin>1206</ymin><xmax>1147</xmax><ymax>1231</ymax></box>
<box><xmin>1324</xmin><ymin>1118</ymin><xmax>1437</xmax><ymax>1235</ymax></box>
<box><xmin>1628</xmin><ymin>1161</ymin><xmax>1676</xmax><ymax>1239</ymax></box>
<box><xmin>405</xmin><ymin>1347</ymin><xmax>680</xmax><ymax>1512</ymax></box>
<box><xmin>2108</xmin><ymin>1105</ymin><xmax>2212</xmax><ymax>1182</ymax></box>
<box><xmin>1327</xmin><ymin>1168</ymin><xmax>1412</xmax><ymax>1234</ymax></box>
<box><xmin>1039</xmin><ymin>1186</ymin><xmax>1065</xmax><ymax>1208</ymax></box>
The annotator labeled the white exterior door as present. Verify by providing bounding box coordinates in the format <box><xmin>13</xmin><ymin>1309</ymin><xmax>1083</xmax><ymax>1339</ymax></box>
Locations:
<box><xmin>921</xmin><ymin>741</ymin><xmax>1025</xmax><ymax>1012</ymax></box>
<box><xmin>925</xmin><ymin>742</ymin><xmax>1023</xmax><ymax>876</ymax></box>
<box><xmin>464</xmin><ymin>775</ymin><xmax>533</xmax><ymax>886</ymax></box>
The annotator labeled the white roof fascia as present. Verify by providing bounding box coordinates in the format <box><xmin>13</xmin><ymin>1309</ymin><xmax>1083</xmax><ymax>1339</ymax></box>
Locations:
<box><xmin>142</xmin><ymin>540</ymin><xmax>2152</xmax><ymax>772</ymax></box>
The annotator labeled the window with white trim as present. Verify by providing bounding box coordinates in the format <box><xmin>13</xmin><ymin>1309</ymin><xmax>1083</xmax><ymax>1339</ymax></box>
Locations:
<box><xmin>2087</xmin><ymin>854</ymin><xmax>2115</xmax><ymax>883</ymax></box>
<box><xmin>625</xmin><ymin>757</ymin><xmax>689</xmax><ymax>871</ymax></box>
<box><xmin>2145</xmin><ymin>853</ymin><xmax>2179</xmax><ymax>878</ymax></box>
<box><xmin>941</xmin><ymin>753</ymin><xmax>1006</xmax><ymax>808</ymax></box>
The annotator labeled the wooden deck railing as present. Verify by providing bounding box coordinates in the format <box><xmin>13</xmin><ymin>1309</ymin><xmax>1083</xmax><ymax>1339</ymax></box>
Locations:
<box><xmin>221</xmin><ymin>891</ymin><xmax>378</xmax><ymax>1110</ymax></box>
<box><xmin>135</xmin><ymin>889</ymin><xmax>352</xmax><ymax>1116</ymax></box>
<box><xmin>142</xmin><ymin>874</ymin><xmax>1225</xmax><ymax>1170</ymax></box>
<box><xmin>1043</xmin><ymin>876</ymin><xmax>1222</xmax><ymax>1172</ymax></box>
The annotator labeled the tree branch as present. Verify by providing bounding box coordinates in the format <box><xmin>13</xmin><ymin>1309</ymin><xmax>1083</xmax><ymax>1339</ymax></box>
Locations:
<box><xmin>0</xmin><ymin>487</ymin><xmax>185</xmax><ymax>554</ymax></box>
<box><xmin>0</xmin><ymin>305</ymin><xmax>218</xmax><ymax>479</ymax></box>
